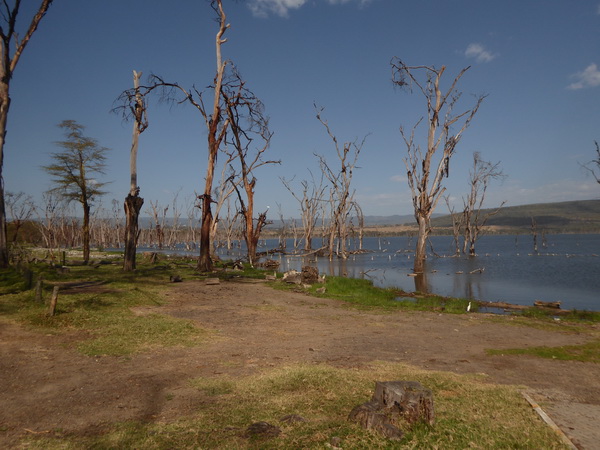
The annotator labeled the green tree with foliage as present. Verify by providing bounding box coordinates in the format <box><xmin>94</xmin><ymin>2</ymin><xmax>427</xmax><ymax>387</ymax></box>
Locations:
<box><xmin>42</xmin><ymin>120</ymin><xmax>109</xmax><ymax>264</ymax></box>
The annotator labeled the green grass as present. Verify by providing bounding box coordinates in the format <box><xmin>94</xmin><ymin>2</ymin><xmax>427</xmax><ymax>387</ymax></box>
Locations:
<box><xmin>487</xmin><ymin>340</ymin><xmax>600</xmax><ymax>363</ymax></box>
<box><xmin>519</xmin><ymin>307</ymin><xmax>600</xmax><ymax>322</ymax></box>
<box><xmin>276</xmin><ymin>275</ymin><xmax>477</xmax><ymax>314</ymax></box>
<box><xmin>23</xmin><ymin>362</ymin><xmax>568</xmax><ymax>449</ymax></box>
<box><xmin>0</xmin><ymin>266</ymin><xmax>33</xmax><ymax>294</ymax></box>
<box><xmin>0</xmin><ymin>259</ymin><xmax>207</xmax><ymax>356</ymax></box>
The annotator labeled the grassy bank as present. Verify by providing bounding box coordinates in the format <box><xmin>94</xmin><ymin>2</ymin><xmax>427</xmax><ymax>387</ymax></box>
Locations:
<box><xmin>23</xmin><ymin>362</ymin><xmax>567</xmax><ymax>449</ymax></box>
<box><xmin>0</xmin><ymin>256</ymin><xmax>210</xmax><ymax>356</ymax></box>
<box><xmin>1</xmin><ymin>254</ymin><xmax>594</xmax><ymax>448</ymax></box>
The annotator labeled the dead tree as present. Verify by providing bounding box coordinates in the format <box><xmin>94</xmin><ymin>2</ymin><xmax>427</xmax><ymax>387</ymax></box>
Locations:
<box><xmin>220</xmin><ymin>196</ymin><xmax>239</xmax><ymax>251</ymax></box>
<box><xmin>581</xmin><ymin>141</ymin><xmax>600</xmax><ymax>185</ymax></box>
<box><xmin>209</xmin><ymin>148</ymin><xmax>239</xmax><ymax>253</ymax></box>
<box><xmin>5</xmin><ymin>191</ymin><xmax>35</xmax><ymax>243</ymax></box>
<box><xmin>0</xmin><ymin>0</ymin><xmax>53</xmax><ymax>267</ymax></box>
<box><xmin>351</xmin><ymin>201</ymin><xmax>365</xmax><ymax>250</ymax></box>
<box><xmin>184</xmin><ymin>193</ymin><xmax>200</xmax><ymax>249</ymax></box>
<box><xmin>391</xmin><ymin>58</ymin><xmax>485</xmax><ymax>273</ymax></box>
<box><xmin>166</xmin><ymin>190</ymin><xmax>182</xmax><ymax>248</ymax></box>
<box><xmin>142</xmin><ymin>0</ymin><xmax>231</xmax><ymax>271</ymax></box>
<box><xmin>276</xmin><ymin>203</ymin><xmax>287</xmax><ymax>249</ymax></box>
<box><xmin>36</xmin><ymin>193</ymin><xmax>62</xmax><ymax>261</ymax></box>
<box><xmin>281</xmin><ymin>172</ymin><xmax>325</xmax><ymax>251</ymax></box>
<box><xmin>462</xmin><ymin>152</ymin><xmax>505</xmax><ymax>256</ymax></box>
<box><xmin>147</xmin><ymin>200</ymin><xmax>168</xmax><ymax>250</ymax></box>
<box><xmin>315</xmin><ymin>105</ymin><xmax>364</xmax><ymax>260</ymax></box>
<box><xmin>110</xmin><ymin>198</ymin><xmax>123</xmax><ymax>248</ymax></box>
<box><xmin>223</xmin><ymin>68</ymin><xmax>279</xmax><ymax>265</ymax></box>
<box><xmin>531</xmin><ymin>217</ymin><xmax>538</xmax><ymax>253</ymax></box>
<box><xmin>114</xmin><ymin>70</ymin><xmax>148</xmax><ymax>271</ymax></box>
<box><xmin>444</xmin><ymin>195</ymin><xmax>464</xmax><ymax>256</ymax></box>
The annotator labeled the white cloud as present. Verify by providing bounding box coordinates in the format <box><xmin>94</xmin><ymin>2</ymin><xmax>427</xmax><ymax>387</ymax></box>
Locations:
<box><xmin>567</xmin><ymin>63</ymin><xmax>600</xmax><ymax>90</ymax></box>
<box><xmin>390</xmin><ymin>174</ymin><xmax>407</xmax><ymax>183</ymax></box>
<box><xmin>248</xmin><ymin>0</ymin><xmax>308</xmax><ymax>18</ymax></box>
<box><xmin>464</xmin><ymin>43</ymin><xmax>496</xmax><ymax>63</ymax></box>
<box><xmin>327</xmin><ymin>0</ymin><xmax>373</xmax><ymax>5</ymax></box>
<box><xmin>248</xmin><ymin>0</ymin><xmax>373</xmax><ymax>17</ymax></box>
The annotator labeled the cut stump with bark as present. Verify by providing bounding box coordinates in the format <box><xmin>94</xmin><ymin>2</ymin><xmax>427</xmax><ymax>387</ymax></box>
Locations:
<box><xmin>349</xmin><ymin>381</ymin><xmax>435</xmax><ymax>440</ymax></box>
<box><xmin>301</xmin><ymin>265</ymin><xmax>319</xmax><ymax>284</ymax></box>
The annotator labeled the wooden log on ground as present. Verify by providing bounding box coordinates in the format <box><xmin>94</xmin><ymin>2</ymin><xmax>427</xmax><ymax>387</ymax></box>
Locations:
<box><xmin>534</xmin><ymin>300</ymin><xmax>561</xmax><ymax>309</ymax></box>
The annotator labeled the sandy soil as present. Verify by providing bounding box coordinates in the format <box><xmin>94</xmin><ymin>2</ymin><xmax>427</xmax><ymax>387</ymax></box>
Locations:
<box><xmin>1</xmin><ymin>279</ymin><xmax>599</xmax><ymax>448</ymax></box>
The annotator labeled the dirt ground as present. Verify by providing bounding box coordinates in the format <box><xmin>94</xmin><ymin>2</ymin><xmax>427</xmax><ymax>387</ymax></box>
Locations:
<box><xmin>1</xmin><ymin>279</ymin><xmax>599</xmax><ymax>449</ymax></box>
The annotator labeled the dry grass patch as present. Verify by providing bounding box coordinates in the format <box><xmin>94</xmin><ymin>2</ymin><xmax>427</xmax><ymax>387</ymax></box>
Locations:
<box><xmin>26</xmin><ymin>362</ymin><xmax>568</xmax><ymax>449</ymax></box>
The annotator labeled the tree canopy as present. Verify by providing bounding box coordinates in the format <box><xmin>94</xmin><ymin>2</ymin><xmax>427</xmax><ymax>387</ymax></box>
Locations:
<box><xmin>43</xmin><ymin>120</ymin><xmax>109</xmax><ymax>204</ymax></box>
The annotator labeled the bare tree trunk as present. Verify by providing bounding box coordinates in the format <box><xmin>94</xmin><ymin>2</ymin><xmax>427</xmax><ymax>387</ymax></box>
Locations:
<box><xmin>198</xmin><ymin>1</ymin><xmax>229</xmax><ymax>272</ymax></box>
<box><xmin>124</xmin><ymin>194</ymin><xmax>143</xmax><ymax>270</ymax></box>
<box><xmin>0</xmin><ymin>0</ymin><xmax>53</xmax><ymax>267</ymax></box>
<box><xmin>531</xmin><ymin>217</ymin><xmax>538</xmax><ymax>253</ymax></box>
<box><xmin>82</xmin><ymin>202</ymin><xmax>90</xmax><ymax>264</ymax></box>
<box><xmin>0</xmin><ymin>82</ymin><xmax>10</xmax><ymax>267</ymax></box>
<box><xmin>414</xmin><ymin>216</ymin><xmax>428</xmax><ymax>273</ymax></box>
<box><xmin>123</xmin><ymin>70</ymin><xmax>146</xmax><ymax>271</ymax></box>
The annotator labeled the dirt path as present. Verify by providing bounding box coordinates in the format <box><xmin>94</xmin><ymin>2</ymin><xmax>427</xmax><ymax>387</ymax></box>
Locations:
<box><xmin>1</xmin><ymin>279</ymin><xmax>599</xmax><ymax>448</ymax></box>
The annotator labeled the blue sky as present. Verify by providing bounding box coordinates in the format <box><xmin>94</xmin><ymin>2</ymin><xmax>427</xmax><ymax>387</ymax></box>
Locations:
<box><xmin>4</xmin><ymin>0</ymin><xmax>600</xmax><ymax>220</ymax></box>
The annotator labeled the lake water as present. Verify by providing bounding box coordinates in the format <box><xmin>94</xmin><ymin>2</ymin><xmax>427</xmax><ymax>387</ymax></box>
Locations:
<box><xmin>145</xmin><ymin>234</ymin><xmax>600</xmax><ymax>311</ymax></box>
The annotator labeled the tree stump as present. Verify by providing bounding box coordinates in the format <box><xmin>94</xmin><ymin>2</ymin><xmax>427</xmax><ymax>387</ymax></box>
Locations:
<box><xmin>301</xmin><ymin>265</ymin><xmax>319</xmax><ymax>284</ymax></box>
<box><xmin>282</xmin><ymin>270</ymin><xmax>302</xmax><ymax>284</ymax></box>
<box><xmin>349</xmin><ymin>381</ymin><xmax>435</xmax><ymax>440</ymax></box>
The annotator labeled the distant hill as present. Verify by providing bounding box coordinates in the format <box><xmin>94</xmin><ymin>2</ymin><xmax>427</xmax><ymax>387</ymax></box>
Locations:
<box><xmin>135</xmin><ymin>199</ymin><xmax>600</xmax><ymax>234</ymax></box>
<box><xmin>430</xmin><ymin>199</ymin><xmax>600</xmax><ymax>233</ymax></box>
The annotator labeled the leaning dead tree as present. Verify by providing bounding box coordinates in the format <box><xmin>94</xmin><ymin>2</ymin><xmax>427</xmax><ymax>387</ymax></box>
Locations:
<box><xmin>462</xmin><ymin>151</ymin><xmax>505</xmax><ymax>256</ymax></box>
<box><xmin>0</xmin><ymin>0</ymin><xmax>53</xmax><ymax>267</ymax></box>
<box><xmin>113</xmin><ymin>70</ymin><xmax>148</xmax><ymax>271</ymax></box>
<box><xmin>391</xmin><ymin>58</ymin><xmax>485</xmax><ymax>273</ymax></box>
<box><xmin>222</xmin><ymin>67</ymin><xmax>279</xmax><ymax>265</ymax></box>
<box><xmin>315</xmin><ymin>105</ymin><xmax>365</xmax><ymax>260</ymax></box>
<box><xmin>281</xmin><ymin>171</ymin><xmax>326</xmax><ymax>251</ymax></box>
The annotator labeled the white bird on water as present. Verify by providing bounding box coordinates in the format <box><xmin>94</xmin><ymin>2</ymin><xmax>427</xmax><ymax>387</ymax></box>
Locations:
<box><xmin>466</xmin><ymin>301</ymin><xmax>472</xmax><ymax>312</ymax></box>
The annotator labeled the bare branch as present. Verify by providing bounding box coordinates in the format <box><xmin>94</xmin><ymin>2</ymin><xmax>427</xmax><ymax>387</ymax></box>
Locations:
<box><xmin>393</xmin><ymin>58</ymin><xmax>484</xmax><ymax>271</ymax></box>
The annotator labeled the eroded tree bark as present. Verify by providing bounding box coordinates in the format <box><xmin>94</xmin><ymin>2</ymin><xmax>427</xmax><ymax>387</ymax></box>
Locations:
<box><xmin>123</xmin><ymin>70</ymin><xmax>147</xmax><ymax>271</ymax></box>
